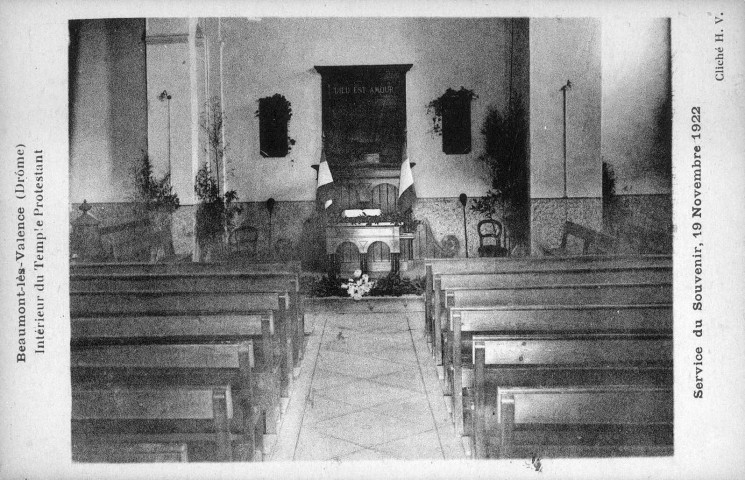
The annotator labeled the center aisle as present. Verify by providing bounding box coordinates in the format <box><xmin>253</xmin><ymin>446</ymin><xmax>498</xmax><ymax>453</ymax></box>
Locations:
<box><xmin>270</xmin><ymin>309</ymin><xmax>465</xmax><ymax>461</ymax></box>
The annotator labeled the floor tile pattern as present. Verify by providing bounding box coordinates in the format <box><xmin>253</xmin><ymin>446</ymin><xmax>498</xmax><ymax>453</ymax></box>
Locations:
<box><xmin>270</xmin><ymin>311</ymin><xmax>464</xmax><ymax>461</ymax></box>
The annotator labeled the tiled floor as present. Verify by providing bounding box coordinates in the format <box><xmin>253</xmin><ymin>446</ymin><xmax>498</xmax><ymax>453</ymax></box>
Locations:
<box><xmin>270</xmin><ymin>310</ymin><xmax>465</xmax><ymax>462</ymax></box>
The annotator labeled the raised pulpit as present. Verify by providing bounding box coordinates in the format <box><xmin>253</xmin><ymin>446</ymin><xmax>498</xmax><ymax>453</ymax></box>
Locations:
<box><xmin>314</xmin><ymin>64</ymin><xmax>414</xmax><ymax>275</ymax></box>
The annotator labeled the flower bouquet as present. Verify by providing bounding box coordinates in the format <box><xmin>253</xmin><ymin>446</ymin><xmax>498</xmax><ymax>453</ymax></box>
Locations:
<box><xmin>341</xmin><ymin>270</ymin><xmax>375</xmax><ymax>300</ymax></box>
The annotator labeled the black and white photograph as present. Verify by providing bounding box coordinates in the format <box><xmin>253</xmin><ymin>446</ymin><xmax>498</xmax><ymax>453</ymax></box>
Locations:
<box><xmin>1</xmin><ymin>1</ymin><xmax>744</xmax><ymax>479</ymax></box>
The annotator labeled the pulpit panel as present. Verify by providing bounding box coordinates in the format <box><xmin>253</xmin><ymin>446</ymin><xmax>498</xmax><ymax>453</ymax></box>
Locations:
<box><xmin>368</xmin><ymin>241</ymin><xmax>391</xmax><ymax>273</ymax></box>
<box><xmin>336</xmin><ymin>241</ymin><xmax>360</xmax><ymax>273</ymax></box>
<box><xmin>370</xmin><ymin>183</ymin><xmax>398</xmax><ymax>213</ymax></box>
<box><xmin>336</xmin><ymin>184</ymin><xmax>361</xmax><ymax>211</ymax></box>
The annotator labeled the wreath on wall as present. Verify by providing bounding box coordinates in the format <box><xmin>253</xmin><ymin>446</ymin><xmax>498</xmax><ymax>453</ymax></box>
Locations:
<box><xmin>255</xmin><ymin>93</ymin><xmax>296</xmax><ymax>156</ymax></box>
<box><xmin>426</xmin><ymin>87</ymin><xmax>477</xmax><ymax>137</ymax></box>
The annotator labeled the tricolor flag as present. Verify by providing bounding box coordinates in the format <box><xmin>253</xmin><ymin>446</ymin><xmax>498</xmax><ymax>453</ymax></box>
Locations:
<box><xmin>398</xmin><ymin>138</ymin><xmax>416</xmax><ymax>212</ymax></box>
<box><xmin>316</xmin><ymin>145</ymin><xmax>334</xmax><ymax>210</ymax></box>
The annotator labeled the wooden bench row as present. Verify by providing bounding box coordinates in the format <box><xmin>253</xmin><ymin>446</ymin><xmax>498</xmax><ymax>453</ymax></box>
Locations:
<box><xmin>471</xmin><ymin>336</ymin><xmax>673</xmax><ymax>459</ymax></box>
<box><xmin>425</xmin><ymin>255</ymin><xmax>672</xmax><ymax>369</ymax></box>
<box><xmin>70</xmin><ymin>262</ymin><xmax>304</xmax><ymax>463</ymax></box>
<box><xmin>423</xmin><ymin>255</ymin><xmax>673</xmax><ymax>459</ymax></box>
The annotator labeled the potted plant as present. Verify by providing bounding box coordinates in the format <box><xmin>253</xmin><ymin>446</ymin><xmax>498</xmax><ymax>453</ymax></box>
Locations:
<box><xmin>134</xmin><ymin>152</ymin><xmax>180</xmax><ymax>262</ymax></box>
<box><xmin>471</xmin><ymin>94</ymin><xmax>529</xmax><ymax>254</ymax></box>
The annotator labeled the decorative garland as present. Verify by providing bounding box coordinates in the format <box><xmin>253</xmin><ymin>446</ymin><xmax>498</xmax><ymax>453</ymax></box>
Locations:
<box><xmin>255</xmin><ymin>93</ymin><xmax>296</xmax><ymax>154</ymax></box>
<box><xmin>426</xmin><ymin>87</ymin><xmax>478</xmax><ymax>137</ymax></box>
<box><xmin>304</xmin><ymin>271</ymin><xmax>424</xmax><ymax>298</ymax></box>
<box><xmin>326</xmin><ymin>210</ymin><xmax>420</xmax><ymax>233</ymax></box>
<box><xmin>134</xmin><ymin>152</ymin><xmax>180</xmax><ymax>213</ymax></box>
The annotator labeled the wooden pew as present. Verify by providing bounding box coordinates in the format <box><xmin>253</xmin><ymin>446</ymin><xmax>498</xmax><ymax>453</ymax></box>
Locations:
<box><xmin>477</xmin><ymin>383</ymin><xmax>673</xmax><ymax>458</ymax></box>
<box><xmin>70</xmin><ymin>312</ymin><xmax>279</xmax><ymax>436</ymax></box>
<box><xmin>69</xmin><ymin>262</ymin><xmax>306</xmax><ymax>462</ymax></box>
<box><xmin>470</xmin><ymin>334</ymin><xmax>673</xmax><ymax>458</ymax></box>
<box><xmin>72</xmin><ymin>385</ymin><xmax>246</xmax><ymax>462</ymax></box>
<box><xmin>70</xmin><ymin>290</ymin><xmax>294</xmax><ymax>399</ymax></box>
<box><xmin>437</xmin><ymin>270</ymin><xmax>671</xmax><ymax>382</ymax></box>
<box><xmin>71</xmin><ymin>270</ymin><xmax>305</xmax><ymax>370</ymax></box>
<box><xmin>425</xmin><ymin>255</ymin><xmax>671</xmax><ymax>371</ymax></box>
<box><xmin>448</xmin><ymin>306</ymin><xmax>672</xmax><ymax>437</ymax></box>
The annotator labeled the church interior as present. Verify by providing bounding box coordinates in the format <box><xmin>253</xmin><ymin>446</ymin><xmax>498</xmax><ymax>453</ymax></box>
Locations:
<box><xmin>68</xmin><ymin>17</ymin><xmax>673</xmax><ymax>463</ymax></box>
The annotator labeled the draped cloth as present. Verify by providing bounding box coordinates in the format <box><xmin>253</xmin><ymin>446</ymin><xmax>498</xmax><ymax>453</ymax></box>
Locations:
<box><xmin>398</xmin><ymin>138</ymin><xmax>416</xmax><ymax>212</ymax></box>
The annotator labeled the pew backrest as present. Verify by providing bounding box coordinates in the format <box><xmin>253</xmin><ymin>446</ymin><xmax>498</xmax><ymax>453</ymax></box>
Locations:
<box><xmin>445</xmin><ymin>283</ymin><xmax>672</xmax><ymax>308</ymax></box>
<box><xmin>70</xmin><ymin>291</ymin><xmax>285</xmax><ymax>317</ymax></box>
<box><xmin>496</xmin><ymin>384</ymin><xmax>673</xmax><ymax>426</ymax></box>
<box><xmin>439</xmin><ymin>267</ymin><xmax>672</xmax><ymax>291</ymax></box>
<box><xmin>70</xmin><ymin>272</ymin><xmax>299</xmax><ymax>293</ymax></box>
<box><xmin>453</xmin><ymin>304</ymin><xmax>673</xmax><ymax>334</ymax></box>
<box><xmin>72</xmin><ymin>342</ymin><xmax>255</xmax><ymax>371</ymax></box>
<box><xmin>72</xmin><ymin>442</ymin><xmax>189</xmax><ymax>463</ymax></box>
<box><xmin>73</xmin><ymin>385</ymin><xmax>234</xmax><ymax>421</ymax></box>
<box><xmin>70</xmin><ymin>261</ymin><xmax>301</xmax><ymax>276</ymax></box>
<box><xmin>472</xmin><ymin>333</ymin><xmax>672</xmax><ymax>367</ymax></box>
<box><xmin>72</xmin><ymin>314</ymin><xmax>269</xmax><ymax>343</ymax></box>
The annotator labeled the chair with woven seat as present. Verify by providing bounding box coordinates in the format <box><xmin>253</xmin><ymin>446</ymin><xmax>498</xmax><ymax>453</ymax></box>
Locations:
<box><xmin>477</xmin><ymin>219</ymin><xmax>508</xmax><ymax>257</ymax></box>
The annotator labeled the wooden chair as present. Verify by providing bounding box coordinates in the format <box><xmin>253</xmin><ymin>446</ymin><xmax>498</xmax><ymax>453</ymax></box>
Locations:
<box><xmin>477</xmin><ymin>219</ymin><xmax>509</xmax><ymax>258</ymax></box>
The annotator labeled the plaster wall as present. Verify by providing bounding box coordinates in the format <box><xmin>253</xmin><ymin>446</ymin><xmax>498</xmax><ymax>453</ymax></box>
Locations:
<box><xmin>69</xmin><ymin>19</ymin><xmax>147</xmax><ymax>203</ymax></box>
<box><xmin>601</xmin><ymin>18</ymin><xmax>671</xmax><ymax>194</ymax></box>
<box><xmin>218</xmin><ymin>17</ymin><xmax>524</xmax><ymax>202</ymax></box>
<box><xmin>529</xmin><ymin>18</ymin><xmax>602</xmax><ymax>199</ymax></box>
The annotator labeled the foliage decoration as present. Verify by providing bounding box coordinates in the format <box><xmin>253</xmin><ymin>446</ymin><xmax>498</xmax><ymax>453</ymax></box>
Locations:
<box><xmin>255</xmin><ymin>93</ymin><xmax>296</xmax><ymax>156</ymax></box>
<box><xmin>304</xmin><ymin>271</ymin><xmax>424</xmax><ymax>298</ymax></box>
<box><xmin>134</xmin><ymin>152</ymin><xmax>180</xmax><ymax>213</ymax></box>
<box><xmin>326</xmin><ymin>210</ymin><xmax>420</xmax><ymax>233</ymax></box>
<box><xmin>426</xmin><ymin>87</ymin><xmax>477</xmax><ymax>137</ymax></box>
<box><xmin>200</xmin><ymin>97</ymin><xmax>228</xmax><ymax>192</ymax></box>
<box><xmin>303</xmin><ymin>272</ymin><xmax>348</xmax><ymax>297</ymax></box>
<box><xmin>471</xmin><ymin>93</ymin><xmax>530</xmax><ymax>248</ymax></box>
<box><xmin>194</xmin><ymin>165</ymin><xmax>242</xmax><ymax>246</ymax></box>
<box><xmin>368</xmin><ymin>271</ymin><xmax>424</xmax><ymax>297</ymax></box>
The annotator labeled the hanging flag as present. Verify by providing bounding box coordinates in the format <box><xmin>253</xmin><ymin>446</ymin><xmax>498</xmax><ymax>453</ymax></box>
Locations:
<box><xmin>398</xmin><ymin>137</ymin><xmax>416</xmax><ymax>212</ymax></box>
<box><xmin>316</xmin><ymin>145</ymin><xmax>334</xmax><ymax>210</ymax></box>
